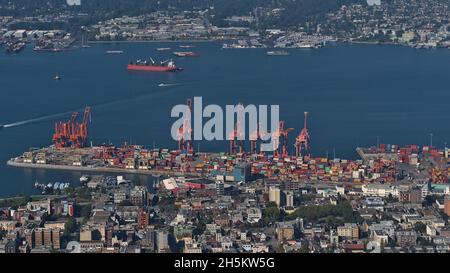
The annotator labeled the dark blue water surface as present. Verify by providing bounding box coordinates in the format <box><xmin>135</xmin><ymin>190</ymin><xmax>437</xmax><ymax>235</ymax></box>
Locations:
<box><xmin>1</xmin><ymin>42</ymin><xmax>450</xmax><ymax>197</ymax></box>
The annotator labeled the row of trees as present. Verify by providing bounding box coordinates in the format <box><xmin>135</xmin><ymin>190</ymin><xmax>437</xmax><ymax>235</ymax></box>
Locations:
<box><xmin>262</xmin><ymin>198</ymin><xmax>363</xmax><ymax>226</ymax></box>
<box><xmin>285</xmin><ymin>200</ymin><xmax>363</xmax><ymax>224</ymax></box>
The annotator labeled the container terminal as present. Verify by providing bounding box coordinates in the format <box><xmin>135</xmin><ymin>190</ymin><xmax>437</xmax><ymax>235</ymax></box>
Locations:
<box><xmin>6</xmin><ymin>101</ymin><xmax>450</xmax><ymax>187</ymax></box>
<box><xmin>4</xmin><ymin>100</ymin><xmax>450</xmax><ymax>255</ymax></box>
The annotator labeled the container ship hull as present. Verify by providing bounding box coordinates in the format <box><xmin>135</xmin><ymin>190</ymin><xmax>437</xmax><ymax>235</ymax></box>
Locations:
<box><xmin>127</xmin><ymin>64</ymin><xmax>181</xmax><ymax>72</ymax></box>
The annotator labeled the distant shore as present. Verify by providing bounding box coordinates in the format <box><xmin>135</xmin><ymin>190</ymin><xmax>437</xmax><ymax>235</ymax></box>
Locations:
<box><xmin>87</xmin><ymin>39</ymin><xmax>215</xmax><ymax>44</ymax></box>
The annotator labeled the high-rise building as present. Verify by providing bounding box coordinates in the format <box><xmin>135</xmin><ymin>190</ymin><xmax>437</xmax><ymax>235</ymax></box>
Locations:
<box><xmin>52</xmin><ymin>228</ymin><xmax>61</xmax><ymax>249</ymax></box>
<box><xmin>410</xmin><ymin>188</ymin><xmax>422</xmax><ymax>204</ymax></box>
<box><xmin>34</xmin><ymin>228</ymin><xmax>43</xmax><ymax>247</ymax></box>
<box><xmin>130</xmin><ymin>186</ymin><xmax>148</xmax><ymax>207</ymax></box>
<box><xmin>138</xmin><ymin>209</ymin><xmax>149</xmax><ymax>229</ymax></box>
<box><xmin>24</xmin><ymin>229</ymin><xmax>35</xmax><ymax>249</ymax></box>
<box><xmin>142</xmin><ymin>227</ymin><xmax>156</xmax><ymax>252</ymax></box>
<box><xmin>445</xmin><ymin>195</ymin><xmax>450</xmax><ymax>217</ymax></box>
<box><xmin>43</xmin><ymin>228</ymin><xmax>52</xmax><ymax>247</ymax></box>
<box><xmin>269</xmin><ymin>186</ymin><xmax>281</xmax><ymax>207</ymax></box>
<box><xmin>284</xmin><ymin>191</ymin><xmax>294</xmax><ymax>208</ymax></box>
<box><xmin>216</xmin><ymin>180</ymin><xmax>225</xmax><ymax>195</ymax></box>
<box><xmin>106</xmin><ymin>225</ymin><xmax>114</xmax><ymax>247</ymax></box>
<box><xmin>399</xmin><ymin>188</ymin><xmax>410</xmax><ymax>203</ymax></box>
<box><xmin>157</xmin><ymin>230</ymin><xmax>169</xmax><ymax>253</ymax></box>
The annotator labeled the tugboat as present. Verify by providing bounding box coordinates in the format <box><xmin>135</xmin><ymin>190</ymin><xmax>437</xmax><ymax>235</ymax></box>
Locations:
<box><xmin>127</xmin><ymin>58</ymin><xmax>183</xmax><ymax>72</ymax></box>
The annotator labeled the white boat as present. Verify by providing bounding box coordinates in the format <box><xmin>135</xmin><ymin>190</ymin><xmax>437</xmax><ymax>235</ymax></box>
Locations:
<box><xmin>156</xmin><ymin>47</ymin><xmax>171</xmax><ymax>51</ymax></box>
<box><xmin>80</xmin><ymin>175</ymin><xmax>90</xmax><ymax>183</ymax></box>
<box><xmin>106</xmin><ymin>50</ymin><xmax>124</xmax><ymax>54</ymax></box>
<box><xmin>266</xmin><ymin>50</ymin><xmax>290</xmax><ymax>56</ymax></box>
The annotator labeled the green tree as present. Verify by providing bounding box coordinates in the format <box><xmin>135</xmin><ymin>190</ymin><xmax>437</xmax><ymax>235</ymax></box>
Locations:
<box><xmin>414</xmin><ymin>222</ymin><xmax>427</xmax><ymax>234</ymax></box>
<box><xmin>64</xmin><ymin>217</ymin><xmax>78</xmax><ymax>235</ymax></box>
<box><xmin>78</xmin><ymin>204</ymin><xmax>92</xmax><ymax>219</ymax></box>
<box><xmin>300</xmin><ymin>241</ymin><xmax>310</xmax><ymax>253</ymax></box>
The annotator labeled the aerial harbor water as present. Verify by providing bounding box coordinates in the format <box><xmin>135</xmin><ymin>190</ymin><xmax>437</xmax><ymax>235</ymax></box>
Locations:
<box><xmin>1</xmin><ymin>42</ymin><xmax>450</xmax><ymax>197</ymax></box>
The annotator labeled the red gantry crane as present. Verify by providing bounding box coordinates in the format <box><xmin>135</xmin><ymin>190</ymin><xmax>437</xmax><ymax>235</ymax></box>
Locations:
<box><xmin>273</xmin><ymin>120</ymin><xmax>293</xmax><ymax>158</ymax></box>
<box><xmin>53</xmin><ymin>106</ymin><xmax>91</xmax><ymax>148</ymax></box>
<box><xmin>229</xmin><ymin>103</ymin><xmax>245</xmax><ymax>155</ymax></box>
<box><xmin>177</xmin><ymin>98</ymin><xmax>194</xmax><ymax>154</ymax></box>
<box><xmin>295</xmin><ymin>112</ymin><xmax>311</xmax><ymax>158</ymax></box>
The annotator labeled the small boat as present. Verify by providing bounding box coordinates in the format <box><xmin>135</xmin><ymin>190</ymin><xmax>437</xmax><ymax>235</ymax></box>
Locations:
<box><xmin>53</xmin><ymin>75</ymin><xmax>61</xmax><ymax>80</ymax></box>
<box><xmin>179</xmin><ymin>45</ymin><xmax>195</xmax><ymax>48</ymax></box>
<box><xmin>106</xmin><ymin>50</ymin><xmax>124</xmax><ymax>54</ymax></box>
<box><xmin>80</xmin><ymin>175</ymin><xmax>90</xmax><ymax>183</ymax></box>
<box><xmin>298</xmin><ymin>44</ymin><xmax>314</xmax><ymax>49</ymax></box>
<box><xmin>266</xmin><ymin>50</ymin><xmax>290</xmax><ymax>56</ymax></box>
<box><xmin>156</xmin><ymin>47</ymin><xmax>171</xmax><ymax>51</ymax></box>
<box><xmin>173</xmin><ymin>51</ymin><xmax>199</xmax><ymax>57</ymax></box>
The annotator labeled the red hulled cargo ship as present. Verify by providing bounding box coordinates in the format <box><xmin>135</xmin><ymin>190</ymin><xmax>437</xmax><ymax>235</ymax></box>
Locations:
<box><xmin>127</xmin><ymin>59</ymin><xmax>183</xmax><ymax>72</ymax></box>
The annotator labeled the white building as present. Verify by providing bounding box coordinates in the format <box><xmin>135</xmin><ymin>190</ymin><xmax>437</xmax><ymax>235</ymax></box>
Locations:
<box><xmin>362</xmin><ymin>183</ymin><xmax>398</xmax><ymax>198</ymax></box>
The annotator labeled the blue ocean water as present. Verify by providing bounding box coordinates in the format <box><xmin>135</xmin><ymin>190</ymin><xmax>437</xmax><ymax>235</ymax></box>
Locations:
<box><xmin>1</xmin><ymin>42</ymin><xmax>450</xmax><ymax>197</ymax></box>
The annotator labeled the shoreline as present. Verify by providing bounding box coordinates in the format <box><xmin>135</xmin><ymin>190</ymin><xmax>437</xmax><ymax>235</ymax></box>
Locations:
<box><xmin>6</xmin><ymin>160</ymin><xmax>201</xmax><ymax>178</ymax></box>
<box><xmin>87</xmin><ymin>39</ymin><xmax>215</xmax><ymax>44</ymax></box>
<box><xmin>86</xmin><ymin>39</ymin><xmax>447</xmax><ymax>50</ymax></box>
